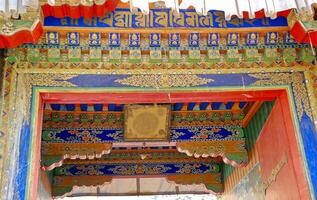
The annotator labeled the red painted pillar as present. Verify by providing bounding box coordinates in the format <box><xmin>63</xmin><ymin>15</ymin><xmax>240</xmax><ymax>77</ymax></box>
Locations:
<box><xmin>256</xmin><ymin>91</ymin><xmax>310</xmax><ymax>200</ymax></box>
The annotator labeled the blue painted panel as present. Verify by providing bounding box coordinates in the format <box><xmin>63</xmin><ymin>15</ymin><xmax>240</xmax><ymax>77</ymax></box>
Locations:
<box><xmin>108</xmin><ymin>104</ymin><xmax>123</xmax><ymax>111</ymax></box>
<box><xmin>42</xmin><ymin>127</ymin><xmax>243</xmax><ymax>142</ymax></box>
<box><xmin>187</xmin><ymin>102</ymin><xmax>196</xmax><ymax>110</ymax></box>
<box><xmin>199</xmin><ymin>102</ymin><xmax>209</xmax><ymax>110</ymax></box>
<box><xmin>42</xmin><ymin>129</ymin><xmax>124</xmax><ymax>142</ymax></box>
<box><xmin>54</xmin><ymin>162</ymin><xmax>213</xmax><ymax>176</ymax></box>
<box><xmin>65</xmin><ymin>104</ymin><xmax>75</xmax><ymax>111</ymax></box>
<box><xmin>239</xmin><ymin>102</ymin><xmax>247</xmax><ymax>109</ymax></box>
<box><xmin>51</xmin><ymin>104</ymin><xmax>61</xmax><ymax>110</ymax></box>
<box><xmin>93</xmin><ymin>104</ymin><xmax>103</xmax><ymax>111</ymax></box>
<box><xmin>60</xmin><ymin>105</ymin><xmax>66</xmax><ymax>111</ymax></box>
<box><xmin>80</xmin><ymin>104</ymin><xmax>88</xmax><ymax>111</ymax></box>
<box><xmin>173</xmin><ymin>103</ymin><xmax>183</xmax><ymax>111</ymax></box>
<box><xmin>300</xmin><ymin>112</ymin><xmax>317</xmax><ymax>197</ymax></box>
<box><xmin>14</xmin><ymin>122</ymin><xmax>30</xmax><ymax>200</ymax></box>
<box><xmin>108</xmin><ymin>104</ymin><xmax>115</xmax><ymax>111</ymax></box>
<box><xmin>44</xmin><ymin>9</ymin><xmax>288</xmax><ymax>28</ymax></box>
<box><xmin>115</xmin><ymin>105</ymin><xmax>123</xmax><ymax>111</ymax></box>
<box><xmin>226</xmin><ymin>102</ymin><xmax>234</xmax><ymax>109</ymax></box>
<box><xmin>212</xmin><ymin>102</ymin><xmax>222</xmax><ymax>110</ymax></box>
<box><xmin>65</xmin><ymin>74</ymin><xmax>258</xmax><ymax>88</ymax></box>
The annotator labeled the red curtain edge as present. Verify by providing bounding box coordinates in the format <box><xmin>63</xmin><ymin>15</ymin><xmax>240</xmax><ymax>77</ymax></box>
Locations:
<box><xmin>42</xmin><ymin>0</ymin><xmax>118</xmax><ymax>19</ymax></box>
<box><xmin>0</xmin><ymin>21</ymin><xmax>43</xmax><ymax>49</ymax></box>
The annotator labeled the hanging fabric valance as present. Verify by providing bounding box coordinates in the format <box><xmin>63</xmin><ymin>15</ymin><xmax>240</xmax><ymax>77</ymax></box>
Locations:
<box><xmin>41</xmin><ymin>0</ymin><xmax>119</xmax><ymax>19</ymax></box>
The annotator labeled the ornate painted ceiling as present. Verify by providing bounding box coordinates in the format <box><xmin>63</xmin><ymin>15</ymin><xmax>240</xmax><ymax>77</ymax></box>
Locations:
<box><xmin>40</xmin><ymin>100</ymin><xmax>267</xmax><ymax>198</ymax></box>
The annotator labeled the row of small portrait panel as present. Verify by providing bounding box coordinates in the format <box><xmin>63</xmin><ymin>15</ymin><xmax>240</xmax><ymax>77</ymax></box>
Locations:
<box><xmin>46</xmin><ymin>31</ymin><xmax>297</xmax><ymax>47</ymax></box>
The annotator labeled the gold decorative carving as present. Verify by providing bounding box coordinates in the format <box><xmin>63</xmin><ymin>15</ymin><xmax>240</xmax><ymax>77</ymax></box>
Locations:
<box><xmin>115</xmin><ymin>74</ymin><xmax>213</xmax><ymax>88</ymax></box>
<box><xmin>63</xmin><ymin>151</ymin><xmax>215</xmax><ymax>165</ymax></box>
<box><xmin>250</xmin><ymin>72</ymin><xmax>313</xmax><ymax>120</ymax></box>
<box><xmin>176</xmin><ymin>140</ymin><xmax>248</xmax><ymax>166</ymax></box>
<box><xmin>24</xmin><ymin>73</ymin><xmax>76</xmax><ymax>87</ymax></box>
<box><xmin>287</xmin><ymin>9</ymin><xmax>314</xmax><ymax>28</ymax></box>
<box><xmin>124</xmin><ymin>105</ymin><xmax>170</xmax><ymax>141</ymax></box>
<box><xmin>310</xmin><ymin>70</ymin><xmax>317</xmax><ymax>122</ymax></box>
<box><xmin>21</xmin><ymin>73</ymin><xmax>76</xmax><ymax>119</ymax></box>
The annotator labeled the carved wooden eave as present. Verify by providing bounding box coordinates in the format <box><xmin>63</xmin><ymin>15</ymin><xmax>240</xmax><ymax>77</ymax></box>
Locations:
<box><xmin>41</xmin><ymin>143</ymin><xmax>112</xmax><ymax>171</ymax></box>
<box><xmin>287</xmin><ymin>9</ymin><xmax>317</xmax><ymax>47</ymax></box>
<box><xmin>176</xmin><ymin>140</ymin><xmax>248</xmax><ymax>167</ymax></box>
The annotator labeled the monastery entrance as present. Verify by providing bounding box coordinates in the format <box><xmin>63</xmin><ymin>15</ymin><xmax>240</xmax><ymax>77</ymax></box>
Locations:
<box><xmin>29</xmin><ymin>89</ymin><xmax>310</xmax><ymax>199</ymax></box>
<box><xmin>1</xmin><ymin>1</ymin><xmax>317</xmax><ymax>200</ymax></box>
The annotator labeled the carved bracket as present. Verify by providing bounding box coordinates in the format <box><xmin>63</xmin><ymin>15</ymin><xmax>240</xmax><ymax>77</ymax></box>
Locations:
<box><xmin>176</xmin><ymin>140</ymin><xmax>248</xmax><ymax>166</ymax></box>
<box><xmin>41</xmin><ymin>143</ymin><xmax>112</xmax><ymax>170</ymax></box>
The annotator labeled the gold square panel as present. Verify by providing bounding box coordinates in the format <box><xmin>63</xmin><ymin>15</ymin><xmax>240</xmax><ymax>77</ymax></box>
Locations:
<box><xmin>124</xmin><ymin>105</ymin><xmax>170</xmax><ymax>141</ymax></box>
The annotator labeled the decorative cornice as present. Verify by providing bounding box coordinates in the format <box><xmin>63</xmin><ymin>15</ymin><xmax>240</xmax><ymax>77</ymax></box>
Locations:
<box><xmin>250</xmin><ymin>72</ymin><xmax>313</xmax><ymax>120</ymax></box>
<box><xmin>115</xmin><ymin>74</ymin><xmax>213</xmax><ymax>88</ymax></box>
<box><xmin>11</xmin><ymin>29</ymin><xmax>315</xmax><ymax>65</ymax></box>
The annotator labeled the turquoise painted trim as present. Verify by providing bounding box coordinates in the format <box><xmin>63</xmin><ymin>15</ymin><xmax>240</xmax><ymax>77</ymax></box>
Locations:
<box><xmin>25</xmin><ymin>87</ymin><xmax>40</xmax><ymax>199</ymax></box>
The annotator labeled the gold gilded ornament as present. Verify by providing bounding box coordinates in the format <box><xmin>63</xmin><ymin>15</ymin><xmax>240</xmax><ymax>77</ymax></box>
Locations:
<box><xmin>115</xmin><ymin>74</ymin><xmax>213</xmax><ymax>88</ymax></box>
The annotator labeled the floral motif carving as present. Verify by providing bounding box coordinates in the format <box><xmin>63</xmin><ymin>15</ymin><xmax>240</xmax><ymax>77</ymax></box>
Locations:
<box><xmin>115</xmin><ymin>74</ymin><xmax>213</xmax><ymax>88</ymax></box>
<box><xmin>250</xmin><ymin>72</ymin><xmax>313</xmax><ymax>120</ymax></box>
<box><xmin>176</xmin><ymin>140</ymin><xmax>248</xmax><ymax>166</ymax></box>
<box><xmin>21</xmin><ymin>73</ymin><xmax>77</xmax><ymax>119</ymax></box>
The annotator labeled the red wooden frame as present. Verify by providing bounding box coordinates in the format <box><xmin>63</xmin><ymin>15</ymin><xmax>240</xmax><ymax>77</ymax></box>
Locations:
<box><xmin>30</xmin><ymin>89</ymin><xmax>310</xmax><ymax>199</ymax></box>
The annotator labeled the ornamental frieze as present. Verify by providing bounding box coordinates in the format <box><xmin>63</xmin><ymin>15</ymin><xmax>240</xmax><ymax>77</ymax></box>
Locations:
<box><xmin>115</xmin><ymin>74</ymin><xmax>214</xmax><ymax>88</ymax></box>
<box><xmin>44</xmin><ymin>8</ymin><xmax>287</xmax><ymax>28</ymax></box>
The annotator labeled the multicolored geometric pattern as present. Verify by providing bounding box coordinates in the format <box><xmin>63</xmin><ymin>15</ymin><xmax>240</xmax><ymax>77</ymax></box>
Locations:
<box><xmin>42</xmin><ymin>126</ymin><xmax>244</xmax><ymax>143</ymax></box>
<box><xmin>54</xmin><ymin>162</ymin><xmax>219</xmax><ymax>176</ymax></box>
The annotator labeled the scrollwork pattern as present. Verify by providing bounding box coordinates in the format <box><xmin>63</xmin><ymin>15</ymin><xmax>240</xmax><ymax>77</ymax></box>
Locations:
<box><xmin>250</xmin><ymin>72</ymin><xmax>313</xmax><ymax>120</ymax></box>
<box><xmin>114</xmin><ymin>74</ymin><xmax>214</xmax><ymax>88</ymax></box>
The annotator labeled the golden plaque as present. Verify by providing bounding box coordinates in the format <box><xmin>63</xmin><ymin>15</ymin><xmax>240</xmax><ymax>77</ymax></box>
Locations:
<box><xmin>124</xmin><ymin>105</ymin><xmax>170</xmax><ymax>141</ymax></box>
